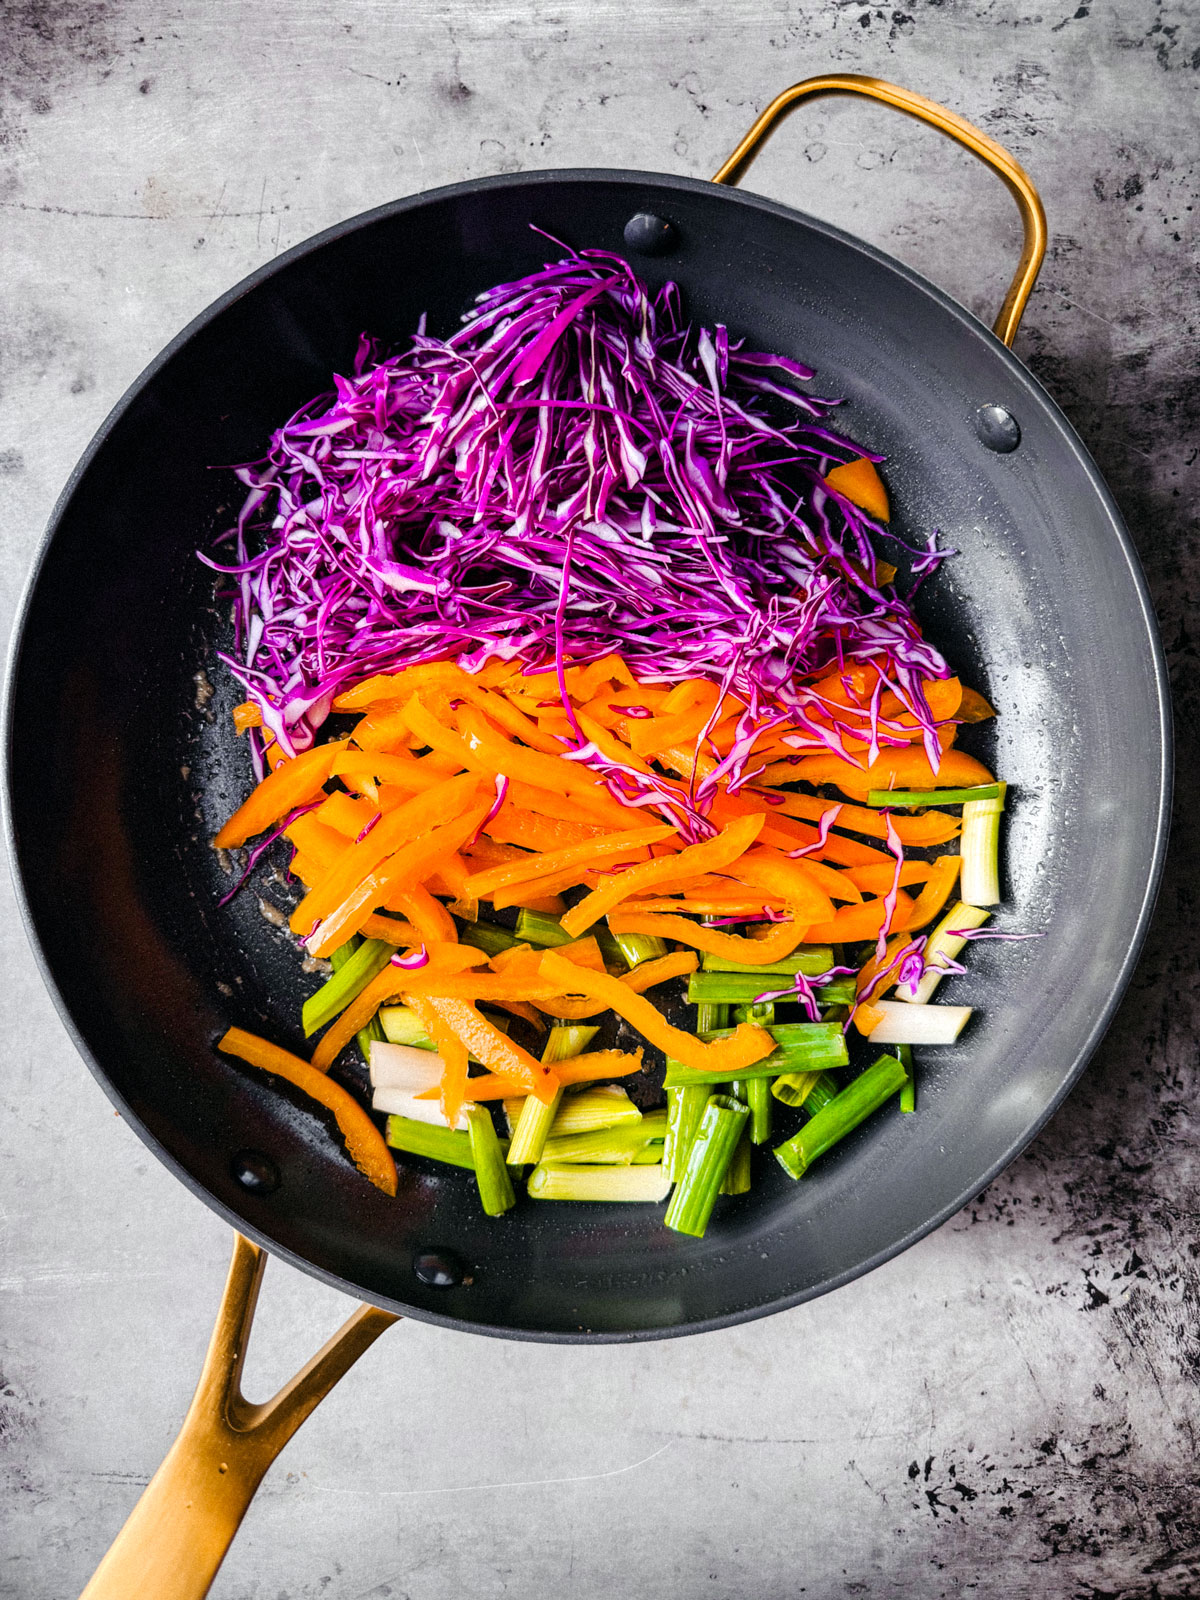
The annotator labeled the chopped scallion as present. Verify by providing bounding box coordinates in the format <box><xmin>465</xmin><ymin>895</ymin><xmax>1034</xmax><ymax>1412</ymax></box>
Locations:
<box><xmin>774</xmin><ymin>1055</ymin><xmax>908</xmax><ymax>1179</ymax></box>
<box><xmin>527</xmin><ymin>1163</ymin><xmax>672</xmax><ymax>1202</ymax></box>
<box><xmin>466</xmin><ymin>1105</ymin><xmax>516</xmax><ymax>1216</ymax></box>
<box><xmin>664</xmin><ymin>1094</ymin><xmax>750</xmax><ymax>1236</ymax></box>
<box><xmin>866</xmin><ymin>784</ymin><xmax>1002</xmax><ymax>808</ymax></box>
<box><xmin>960</xmin><ymin>782</ymin><xmax>1007</xmax><ymax>906</ymax></box>
<box><xmin>505</xmin><ymin>1023</ymin><xmax>598</xmax><ymax>1167</ymax></box>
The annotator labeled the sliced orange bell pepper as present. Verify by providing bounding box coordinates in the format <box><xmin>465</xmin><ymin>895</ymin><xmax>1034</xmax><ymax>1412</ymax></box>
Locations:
<box><xmin>764</xmin><ymin>791</ymin><xmax>962</xmax><ymax>847</ymax></box>
<box><xmin>790</xmin><ymin>747</ymin><xmax>995</xmax><ymax>801</ymax></box>
<box><xmin>313</xmin><ymin>790</ymin><xmax>379</xmax><ymax>839</ymax></box>
<box><xmin>606</xmin><ymin>910</ymin><xmax>809</xmax><ymax>965</ymax></box>
<box><xmin>718</xmin><ymin>846</ymin><xmax>837</xmax><ymax>922</ymax></box>
<box><xmin>956</xmin><ymin>687</ymin><xmax>997</xmax><ymax>722</ymax></box>
<box><xmin>308</xmin><ymin>945</ymin><xmax>491</xmax><ymax>1071</ymax></box>
<box><xmin>384</xmin><ymin>885</ymin><xmax>458</xmax><ymax>944</ymax></box>
<box><xmin>823</xmin><ymin>457</ymin><xmax>889</xmax><ymax>521</ymax></box>
<box><xmin>218</xmin><ymin>1026</ymin><xmax>396</xmax><ymax>1195</ymax></box>
<box><xmin>214</xmin><ymin>739</ymin><xmax>348</xmax><ymax>849</ymax></box>
<box><xmin>290</xmin><ymin>772</ymin><xmax>486</xmax><ymax>935</ymax></box>
<box><xmin>406</xmin><ymin>995</ymin><xmax>470</xmax><ymax>1127</ymax></box>
<box><xmin>232</xmin><ymin>701</ymin><xmax>263</xmax><ymax>732</ymax></box>
<box><xmin>332</xmin><ymin>750</ymin><xmax>454</xmax><ymax>789</ymax></box>
<box><xmin>845</xmin><ymin>861</ymin><xmax>935</xmax><ymax>894</ymax></box>
<box><xmin>560</xmin><ymin>813</ymin><xmax>765</xmax><ymax>938</ymax></box>
<box><xmin>897</xmin><ymin>854</ymin><xmax>962</xmax><ymax>931</ymax></box>
<box><xmin>485</xmin><ymin>809</ymin><xmax>613</xmax><ymax>854</ymax></box>
<box><xmin>537</xmin><ymin>951</ymin><xmax>773</xmax><ymax>1074</ymax></box>
<box><xmin>447</xmin><ymin>1048</ymin><xmax>644</xmax><ymax>1100</ymax></box>
<box><xmin>307</xmin><ymin>803</ymin><xmax>492</xmax><ymax>957</ymax></box>
<box><xmin>416</xmin><ymin>996</ymin><xmax>560</xmax><ymax>1102</ymax></box>
<box><xmin>799</xmin><ymin>889</ymin><xmax>917</xmax><ymax>945</ymax></box>
<box><xmin>285</xmin><ymin>812</ymin><xmax>352</xmax><ymax>868</ymax></box>
<box><xmin>464</xmin><ymin>822</ymin><xmax>675</xmax><ymax>900</ymax></box>
<box><xmin>358</xmin><ymin>914</ymin><xmax>423</xmax><ymax>944</ymax></box>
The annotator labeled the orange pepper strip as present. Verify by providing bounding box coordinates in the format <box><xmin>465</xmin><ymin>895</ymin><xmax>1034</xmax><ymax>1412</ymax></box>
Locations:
<box><xmin>307</xmin><ymin>804</ymin><xmax>491</xmax><ymax>957</ymax></box>
<box><xmin>405</xmin><ymin>996</ymin><xmax>471</xmax><ymax>1128</ymax></box>
<box><xmin>285</xmin><ymin>812</ymin><xmax>352</xmax><ymax>868</ymax></box>
<box><xmin>538</xmin><ymin>950</ymin><xmax>772</xmax><ymax>1073</ymax></box>
<box><xmin>855</xmin><ymin>931</ymin><xmax>911</xmax><ymax>999</ymax></box>
<box><xmin>491</xmin><ymin>938</ymin><xmax>606</xmax><ymax>979</ymax></box>
<box><xmin>622</xmin><ymin>950</ymin><xmax>699</xmax><ymax>990</ymax></box>
<box><xmin>214</xmin><ymin>740</ymin><xmax>348</xmax><ymax>849</ymax></box>
<box><xmin>290</xmin><ymin>772</ymin><xmax>485</xmax><ymax>934</ymax></box>
<box><xmin>359</xmin><ymin>914</ymin><xmax>423</xmax><ymax>944</ymax></box>
<box><xmin>332</xmin><ymin>750</ymin><xmax>456</xmax><ymax>789</ymax></box>
<box><xmin>505</xmin><ymin>778</ymin><xmax>638</xmax><ymax>831</ymax></box>
<box><xmin>485</xmin><ymin>810</ymin><xmax>613</xmax><ymax>853</ymax></box>
<box><xmin>846</xmin><ymin>861</ymin><xmax>936</xmax><ymax>894</ymax></box>
<box><xmin>464</xmin><ymin>822</ymin><xmax>675</xmax><ymax>900</ymax></box>
<box><xmin>790</xmin><ymin>747</ymin><xmax>995</xmax><ymax>801</ymax></box>
<box><xmin>308</xmin><ymin>946</ymin><xmax>491</xmax><ymax>1072</ymax></box>
<box><xmin>897</xmin><ymin>855</ymin><xmax>962</xmax><ymax>931</ymax></box>
<box><xmin>442</xmin><ymin>1049</ymin><xmax>645</xmax><ymax>1101</ymax></box>
<box><xmin>313</xmin><ymin>791</ymin><xmax>379</xmax><ymax>839</ymax></box>
<box><xmin>416</xmin><ymin>996</ymin><xmax>560</xmax><ymax>1102</ymax></box>
<box><xmin>853</xmin><ymin>1001</ymin><xmax>887</xmax><ymax>1036</ymax></box>
<box><xmin>956</xmin><ymin>687</ymin><xmax>997</xmax><ymax>723</ymax></box>
<box><xmin>232</xmin><ymin>700</ymin><xmax>262</xmax><ymax>732</ymax></box>
<box><xmin>218</xmin><ymin>1026</ymin><xmax>396</xmax><ymax>1196</ymax></box>
<box><xmin>405</xmin><ymin>695</ymin><xmax>602</xmax><ymax>807</ymax></box>
<box><xmin>350</xmin><ymin>703</ymin><xmax>421</xmax><ymax>753</ymax></box>
<box><xmin>560</xmin><ymin>814</ymin><xmax>765</xmax><ymax>938</ymax></box>
<box><xmin>717</xmin><ymin>847</ymin><xmax>837</xmax><ymax>922</ymax></box>
<box><xmin>621</xmin><ymin>895</ymin><xmax>785</xmax><ymax>916</ymax></box>
<box><xmin>496</xmin><ymin>888</ymin><xmax>569</xmax><ymax>915</ymax></box>
<box><xmin>606</xmin><ymin>910</ymin><xmax>810</xmax><ymax>965</ymax></box>
<box><xmin>763</xmin><ymin>791</ymin><xmax>962</xmax><ymax>847</ymax></box>
<box><xmin>289</xmin><ymin>853</ymin><xmax>327</xmax><ymax>888</ymax></box>
<box><xmin>488</xmin><ymin>1000</ymin><xmax>547</xmax><ymax>1033</ymax></box>
<box><xmin>799</xmin><ymin>889</ymin><xmax>917</xmax><ymax>946</ymax></box>
<box><xmin>385</xmin><ymin>886</ymin><xmax>457</xmax><ymax>944</ymax></box>
<box><xmin>564</xmin><ymin>653</ymin><xmax>636</xmax><ymax>698</ymax></box>
<box><xmin>823</xmin><ymin>457</ymin><xmax>889</xmax><ymax>520</ymax></box>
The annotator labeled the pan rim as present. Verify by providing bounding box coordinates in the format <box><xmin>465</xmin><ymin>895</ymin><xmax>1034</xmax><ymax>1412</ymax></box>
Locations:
<box><xmin>2</xmin><ymin>166</ymin><xmax>1173</xmax><ymax>1342</ymax></box>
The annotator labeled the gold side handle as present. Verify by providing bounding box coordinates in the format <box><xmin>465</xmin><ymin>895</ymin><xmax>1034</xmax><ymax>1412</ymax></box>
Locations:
<box><xmin>79</xmin><ymin>1234</ymin><xmax>399</xmax><ymax>1600</ymax></box>
<box><xmin>712</xmin><ymin>73</ymin><xmax>1047</xmax><ymax>347</ymax></box>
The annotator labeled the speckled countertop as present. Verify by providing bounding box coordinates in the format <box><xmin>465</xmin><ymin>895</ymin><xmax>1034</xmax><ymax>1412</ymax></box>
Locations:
<box><xmin>2</xmin><ymin>4</ymin><xmax>1197</xmax><ymax>1596</ymax></box>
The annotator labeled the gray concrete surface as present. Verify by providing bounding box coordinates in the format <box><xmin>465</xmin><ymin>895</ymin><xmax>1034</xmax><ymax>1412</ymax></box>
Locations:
<box><xmin>2</xmin><ymin>3</ymin><xmax>1198</xmax><ymax>1596</ymax></box>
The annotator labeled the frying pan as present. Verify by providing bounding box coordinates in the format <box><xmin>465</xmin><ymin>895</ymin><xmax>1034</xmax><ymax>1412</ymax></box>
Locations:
<box><xmin>4</xmin><ymin>76</ymin><xmax>1170</xmax><ymax>1598</ymax></box>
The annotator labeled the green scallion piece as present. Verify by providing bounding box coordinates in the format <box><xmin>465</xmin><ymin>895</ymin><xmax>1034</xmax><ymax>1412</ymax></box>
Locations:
<box><xmin>688</xmin><ymin>971</ymin><xmax>783</xmax><ymax>1005</ymax></box>
<box><xmin>774</xmin><ymin>1054</ymin><xmax>907</xmax><ymax>1179</ymax></box>
<box><xmin>466</xmin><ymin>1105</ymin><xmax>516</xmax><ymax>1215</ymax></box>
<box><xmin>611</xmin><ymin>930</ymin><xmax>669</xmax><ymax>968</ymax></box>
<box><xmin>527</xmin><ymin>1163</ymin><xmax>672</xmax><ymax>1202</ymax></box>
<box><xmin>898</xmin><ymin>1044</ymin><xmax>915</xmax><ymax>1114</ymax></box>
<box><xmin>506</xmin><ymin>1024</ymin><xmax>599</xmax><ymax>1166</ymax></box>
<box><xmin>695</xmin><ymin>1000</ymin><xmax>729</xmax><ymax>1033</ymax></box>
<box><xmin>305</xmin><ymin>938</ymin><xmax>394</xmax><ymax>1037</ymax></box>
<box><xmin>378</xmin><ymin>1005</ymin><xmax>437</xmax><ymax>1050</ymax></box>
<box><xmin>866</xmin><ymin>784</ymin><xmax>1003</xmax><ymax>808</ymax></box>
<box><xmin>459</xmin><ymin>920</ymin><xmax>524</xmax><ymax>957</ymax></box>
<box><xmin>746</xmin><ymin>1075</ymin><xmax>773</xmax><ymax>1144</ymax></box>
<box><xmin>771</xmin><ymin>1069</ymin><xmax>842</xmax><ymax>1109</ymax></box>
<box><xmin>699</xmin><ymin>946</ymin><xmax>835</xmax><ymax>977</ymax></box>
<box><xmin>547</xmin><ymin>1084</ymin><xmax>642</xmax><ymax>1137</ymax></box>
<box><xmin>720</xmin><ymin>1082</ymin><xmax>751</xmax><ymax>1195</ymax></box>
<box><xmin>542</xmin><ymin>1111</ymin><xmax>668</xmax><ymax>1165</ymax></box>
<box><xmin>513</xmin><ymin>908</ymin><xmax>573</xmax><ymax>946</ymax></box>
<box><xmin>664</xmin><ymin>1094</ymin><xmax>750</xmax><ymax>1237</ymax></box>
<box><xmin>664</xmin><ymin>1022</ymin><xmax>848</xmax><ymax>1086</ymax></box>
<box><xmin>386</xmin><ymin>1116</ymin><xmax>478</xmax><ymax>1169</ymax></box>
<box><xmin>664</xmin><ymin>1084</ymin><xmax>710</xmax><ymax>1181</ymax></box>
<box><xmin>732</xmin><ymin>1000</ymin><xmax>775</xmax><ymax>1026</ymax></box>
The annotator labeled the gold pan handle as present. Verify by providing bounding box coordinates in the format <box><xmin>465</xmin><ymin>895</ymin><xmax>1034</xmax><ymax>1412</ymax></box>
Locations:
<box><xmin>79</xmin><ymin>1234</ymin><xmax>398</xmax><ymax>1600</ymax></box>
<box><xmin>711</xmin><ymin>73</ymin><xmax>1047</xmax><ymax>347</ymax></box>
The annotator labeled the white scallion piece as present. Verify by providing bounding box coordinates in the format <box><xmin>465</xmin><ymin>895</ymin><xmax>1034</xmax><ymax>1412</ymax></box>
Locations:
<box><xmin>960</xmin><ymin>781</ymin><xmax>1007</xmax><ymax>906</ymax></box>
<box><xmin>371</xmin><ymin>1085</ymin><xmax>469</xmax><ymax>1129</ymax></box>
<box><xmin>867</xmin><ymin>1000</ymin><xmax>973</xmax><ymax>1045</ymax></box>
<box><xmin>546</xmin><ymin>1084</ymin><xmax>642</xmax><ymax>1137</ymax></box>
<box><xmin>369</xmin><ymin>1040</ymin><xmax>443</xmax><ymax>1091</ymax></box>
<box><xmin>527</xmin><ymin>1163</ymin><xmax>672</xmax><ymax>1202</ymax></box>
<box><xmin>900</xmin><ymin>901</ymin><xmax>991</xmax><ymax>1005</ymax></box>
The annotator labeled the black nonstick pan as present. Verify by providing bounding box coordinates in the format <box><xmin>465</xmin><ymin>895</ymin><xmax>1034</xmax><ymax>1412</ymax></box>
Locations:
<box><xmin>3</xmin><ymin>76</ymin><xmax>1170</xmax><ymax>1598</ymax></box>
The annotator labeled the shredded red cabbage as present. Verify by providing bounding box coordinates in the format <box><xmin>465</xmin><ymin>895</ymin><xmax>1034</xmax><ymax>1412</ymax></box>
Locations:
<box><xmin>204</xmin><ymin>242</ymin><xmax>951</xmax><ymax>814</ymax></box>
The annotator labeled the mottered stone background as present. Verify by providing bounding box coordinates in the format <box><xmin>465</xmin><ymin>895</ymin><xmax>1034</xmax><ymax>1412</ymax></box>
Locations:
<box><xmin>1</xmin><ymin>3</ymin><xmax>1197</xmax><ymax>1596</ymax></box>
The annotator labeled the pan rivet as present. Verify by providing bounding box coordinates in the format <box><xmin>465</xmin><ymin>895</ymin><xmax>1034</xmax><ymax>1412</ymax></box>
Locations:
<box><xmin>623</xmin><ymin>212</ymin><xmax>678</xmax><ymax>256</ymax></box>
<box><xmin>414</xmin><ymin>1249</ymin><xmax>468</xmax><ymax>1289</ymax></box>
<box><xmin>975</xmin><ymin>404</ymin><xmax>1021</xmax><ymax>453</ymax></box>
<box><xmin>231</xmin><ymin>1150</ymin><xmax>280</xmax><ymax>1194</ymax></box>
